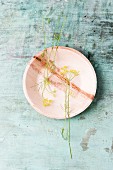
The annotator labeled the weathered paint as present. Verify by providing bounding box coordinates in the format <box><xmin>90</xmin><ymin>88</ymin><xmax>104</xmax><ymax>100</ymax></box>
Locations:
<box><xmin>0</xmin><ymin>0</ymin><xmax>113</xmax><ymax>169</ymax></box>
<box><xmin>80</xmin><ymin>128</ymin><xmax>97</xmax><ymax>151</ymax></box>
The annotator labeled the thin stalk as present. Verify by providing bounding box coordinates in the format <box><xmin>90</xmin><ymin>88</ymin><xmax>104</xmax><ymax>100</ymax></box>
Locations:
<box><xmin>67</xmin><ymin>84</ymin><xmax>72</xmax><ymax>159</ymax></box>
<box><xmin>53</xmin><ymin>46</ymin><xmax>58</xmax><ymax>63</ymax></box>
<box><xmin>68</xmin><ymin>116</ymin><xmax>72</xmax><ymax>159</ymax></box>
<box><xmin>56</xmin><ymin>16</ymin><xmax>66</xmax><ymax>46</ymax></box>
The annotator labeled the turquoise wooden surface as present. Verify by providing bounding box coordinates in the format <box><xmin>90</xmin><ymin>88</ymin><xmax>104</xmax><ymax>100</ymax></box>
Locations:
<box><xmin>0</xmin><ymin>0</ymin><xmax>113</xmax><ymax>169</ymax></box>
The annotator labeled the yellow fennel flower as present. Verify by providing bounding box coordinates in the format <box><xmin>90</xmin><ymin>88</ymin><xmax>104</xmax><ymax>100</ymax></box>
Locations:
<box><xmin>60</xmin><ymin>66</ymin><xmax>68</xmax><ymax>75</ymax></box>
<box><xmin>61</xmin><ymin>66</ymin><xmax>68</xmax><ymax>69</ymax></box>
<box><xmin>44</xmin><ymin>78</ymin><xmax>50</xmax><ymax>86</ymax></box>
<box><xmin>43</xmin><ymin>98</ymin><xmax>53</xmax><ymax>107</ymax></box>
<box><xmin>70</xmin><ymin>69</ymin><xmax>79</xmax><ymax>76</ymax></box>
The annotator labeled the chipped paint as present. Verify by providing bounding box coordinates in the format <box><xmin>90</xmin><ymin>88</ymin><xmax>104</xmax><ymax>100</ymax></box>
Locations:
<box><xmin>80</xmin><ymin>128</ymin><xmax>97</xmax><ymax>151</ymax></box>
<box><xmin>105</xmin><ymin>139</ymin><xmax>113</xmax><ymax>153</ymax></box>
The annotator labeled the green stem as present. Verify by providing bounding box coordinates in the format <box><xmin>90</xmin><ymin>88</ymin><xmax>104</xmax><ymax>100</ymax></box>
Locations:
<box><xmin>41</xmin><ymin>18</ymin><xmax>73</xmax><ymax>159</ymax></box>
<box><xmin>65</xmin><ymin>85</ymin><xmax>67</xmax><ymax>119</ymax></box>
<box><xmin>42</xmin><ymin>82</ymin><xmax>46</xmax><ymax>98</ymax></box>
<box><xmin>67</xmin><ymin>84</ymin><xmax>72</xmax><ymax>159</ymax></box>
<box><xmin>68</xmin><ymin>117</ymin><xmax>72</xmax><ymax>159</ymax></box>
<box><xmin>56</xmin><ymin>16</ymin><xmax>66</xmax><ymax>46</ymax></box>
<box><xmin>53</xmin><ymin>46</ymin><xmax>58</xmax><ymax>64</ymax></box>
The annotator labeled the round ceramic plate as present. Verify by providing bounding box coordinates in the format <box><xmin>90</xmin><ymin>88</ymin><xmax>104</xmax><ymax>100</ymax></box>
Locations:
<box><xmin>23</xmin><ymin>46</ymin><xmax>97</xmax><ymax>119</ymax></box>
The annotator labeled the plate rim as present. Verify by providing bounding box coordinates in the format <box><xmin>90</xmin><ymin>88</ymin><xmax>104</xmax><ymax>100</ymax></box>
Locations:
<box><xmin>23</xmin><ymin>46</ymin><xmax>97</xmax><ymax>119</ymax></box>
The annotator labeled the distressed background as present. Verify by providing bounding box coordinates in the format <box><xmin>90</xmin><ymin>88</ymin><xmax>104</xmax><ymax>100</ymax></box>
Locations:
<box><xmin>0</xmin><ymin>0</ymin><xmax>113</xmax><ymax>169</ymax></box>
